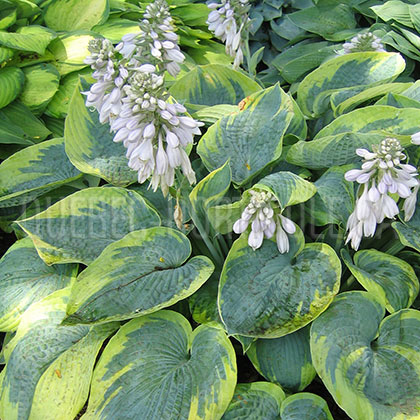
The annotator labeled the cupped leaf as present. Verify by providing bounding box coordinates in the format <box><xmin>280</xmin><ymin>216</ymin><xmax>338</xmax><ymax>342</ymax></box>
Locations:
<box><xmin>189</xmin><ymin>161</ymin><xmax>231</xmax><ymax>232</ymax></box>
<box><xmin>45</xmin><ymin>0</ymin><xmax>109</xmax><ymax>31</ymax></box>
<box><xmin>81</xmin><ymin>310</ymin><xmax>236</xmax><ymax>420</ymax></box>
<box><xmin>17</xmin><ymin>186</ymin><xmax>160</xmax><ymax>265</ymax></box>
<box><xmin>393</xmin><ymin>201</ymin><xmax>420</xmax><ymax>253</ymax></box>
<box><xmin>287</xmin><ymin>106</ymin><xmax>420</xmax><ymax>169</ymax></box>
<box><xmin>342</xmin><ymin>249</ymin><xmax>419</xmax><ymax>313</ymax></box>
<box><xmin>48</xmin><ymin>32</ymin><xmax>95</xmax><ymax>76</ymax></box>
<box><xmin>253</xmin><ymin>171</ymin><xmax>316</xmax><ymax>210</ymax></box>
<box><xmin>65</xmin><ymin>79</ymin><xmax>137</xmax><ymax>186</ymax></box>
<box><xmin>0</xmin><ymin>138</ymin><xmax>82</xmax><ymax>208</ymax></box>
<box><xmin>0</xmin><ymin>289</ymin><xmax>117</xmax><ymax>420</ymax></box>
<box><xmin>247</xmin><ymin>326</ymin><xmax>316</xmax><ymax>392</ymax></box>
<box><xmin>221</xmin><ymin>382</ymin><xmax>285</xmax><ymax>419</ymax></box>
<box><xmin>311</xmin><ymin>291</ymin><xmax>420</xmax><ymax>420</ymax></box>
<box><xmin>297</xmin><ymin>52</ymin><xmax>406</xmax><ymax>117</ymax></box>
<box><xmin>198</xmin><ymin>84</ymin><xmax>295</xmax><ymax>185</ymax></box>
<box><xmin>46</xmin><ymin>68</ymin><xmax>91</xmax><ymax>118</ymax></box>
<box><xmin>64</xmin><ymin>227</ymin><xmax>214</xmax><ymax>324</ymax></box>
<box><xmin>0</xmin><ymin>237</ymin><xmax>77</xmax><ymax>332</ymax></box>
<box><xmin>0</xmin><ymin>67</ymin><xmax>24</xmax><ymax>109</ymax></box>
<box><xmin>280</xmin><ymin>393</ymin><xmax>333</xmax><ymax>420</ymax></box>
<box><xmin>19</xmin><ymin>63</ymin><xmax>60</xmax><ymax>114</ymax></box>
<box><xmin>169</xmin><ymin>64</ymin><xmax>261</xmax><ymax>110</ymax></box>
<box><xmin>0</xmin><ymin>25</ymin><xmax>55</xmax><ymax>55</ymax></box>
<box><xmin>218</xmin><ymin>230</ymin><xmax>341</xmax><ymax>338</ymax></box>
<box><xmin>308</xmin><ymin>165</ymin><xmax>355</xmax><ymax>227</ymax></box>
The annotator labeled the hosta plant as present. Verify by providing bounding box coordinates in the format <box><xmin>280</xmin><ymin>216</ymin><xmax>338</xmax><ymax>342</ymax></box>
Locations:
<box><xmin>1</xmin><ymin>0</ymin><xmax>420</xmax><ymax>420</ymax></box>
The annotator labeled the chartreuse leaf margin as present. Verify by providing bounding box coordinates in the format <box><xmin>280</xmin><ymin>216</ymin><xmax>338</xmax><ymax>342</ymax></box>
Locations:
<box><xmin>311</xmin><ymin>291</ymin><xmax>420</xmax><ymax>420</ymax></box>
<box><xmin>0</xmin><ymin>289</ymin><xmax>118</xmax><ymax>420</ymax></box>
<box><xmin>218</xmin><ymin>227</ymin><xmax>341</xmax><ymax>338</ymax></box>
<box><xmin>64</xmin><ymin>227</ymin><xmax>214</xmax><ymax>325</ymax></box>
<box><xmin>81</xmin><ymin>310</ymin><xmax>236</xmax><ymax>420</ymax></box>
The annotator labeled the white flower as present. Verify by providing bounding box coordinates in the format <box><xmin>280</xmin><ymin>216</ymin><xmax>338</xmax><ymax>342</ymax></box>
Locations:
<box><xmin>207</xmin><ymin>0</ymin><xmax>250</xmax><ymax>69</ymax></box>
<box><xmin>343</xmin><ymin>32</ymin><xmax>386</xmax><ymax>54</ymax></box>
<box><xmin>115</xmin><ymin>0</ymin><xmax>185</xmax><ymax>77</ymax></box>
<box><xmin>411</xmin><ymin>132</ymin><xmax>420</xmax><ymax>145</ymax></box>
<box><xmin>233</xmin><ymin>189</ymin><xmax>296</xmax><ymax>253</ymax></box>
<box><xmin>345</xmin><ymin>138</ymin><xmax>419</xmax><ymax>250</ymax></box>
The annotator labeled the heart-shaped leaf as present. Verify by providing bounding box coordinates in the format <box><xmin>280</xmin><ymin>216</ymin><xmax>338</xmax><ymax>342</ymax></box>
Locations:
<box><xmin>64</xmin><ymin>227</ymin><xmax>214</xmax><ymax>324</ymax></box>
<box><xmin>0</xmin><ymin>67</ymin><xmax>24</xmax><ymax>110</ymax></box>
<box><xmin>17</xmin><ymin>186</ymin><xmax>160</xmax><ymax>265</ymax></box>
<box><xmin>297</xmin><ymin>52</ymin><xmax>406</xmax><ymax>117</ymax></box>
<box><xmin>342</xmin><ymin>249</ymin><xmax>419</xmax><ymax>312</ymax></box>
<box><xmin>246</xmin><ymin>326</ymin><xmax>316</xmax><ymax>392</ymax></box>
<box><xmin>197</xmin><ymin>84</ymin><xmax>295</xmax><ymax>185</ymax></box>
<box><xmin>0</xmin><ymin>138</ymin><xmax>82</xmax><ymax>208</ymax></box>
<box><xmin>218</xmin><ymin>230</ymin><xmax>341</xmax><ymax>338</ymax></box>
<box><xmin>81</xmin><ymin>310</ymin><xmax>236</xmax><ymax>419</ymax></box>
<box><xmin>0</xmin><ymin>289</ymin><xmax>117</xmax><ymax>420</ymax></box>
<box><xmin>0</xmin><ymin>237</ymin><xmax>77</xmax><ymax>332</ymax></box>
<box><xmin>311</xmin><ymin>291</ymin><xmax>420</xmax><ymax>420</ymax></box>
<box><xmin>65</xmin><ymin>79</ymin><xmax>137</xmax><ymax>186</ymax></box>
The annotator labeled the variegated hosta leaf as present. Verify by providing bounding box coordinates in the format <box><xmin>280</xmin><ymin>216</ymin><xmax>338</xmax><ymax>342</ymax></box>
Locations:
<box><xmin>297</xmin><ymin>52</ymin><xmax>406</xmax><ymax>117</ymax></box>
<box><xmin>169</xmin><ymin>64</ymin><xmax>261</xmax><ymax>110</ymax></box>
<box><xmin>311</xmin><ymin>291</ymin><xmax>420</xmax><ymax>420</ymax></box>
<box><xmin>208</xmin><ymin>171</ymin><xmax>316</xmax><ymax>234</ymax></box>
<box><xmin>197</xmin><ymin>84</ymin><xmax>295</xmax><ymax>186</ymax></box>
<box><xmin>81</xmin><ymin>311</ymin><xmax>236</xmax><ymax>420</ymax></box>
<box><xmin>65</xmin><ymin>79</ymin><xmax>137</xmax><ymax>186</ymax></box>
<box><xmin>17</xmin><ymin>186</ymin><xmax>160</xmax><ymax>265</ymax></box>
<box><xmin>0</xmin><ymin>237</ymin><xmax>77</xmax><ymax>332</ymax></box>
<box><xmin>0</xmin><ymin>66</ymin><xmax>24</xmax><ymax>109</ymax></box>
<box><xmin>64</xmin><ymin>227</ymin><xmax>214</xmax><ymax>324</ymax></box>
<box><xmin>189</xmin><ymin>274</ymin><xmax>222</xmax><ymax>325</ymax></box>
<box><xmin>287</xmin><ymin>105</ymin><xmax>420</xmax><ymax>169</ymax></box>
<box><xmin>253</xmin><ymin>171</ymin><xmax>317</xmax><ymax>210</ymax></box>
<box><xmin>189</xmin><ymin>161</ymin><xmax>231</xmax><ymax>230</ymax></box>
<box><xmin>280</xmin><ymin>393</ymin><xmax>334</xmax><ymax>420</ymax></box>
<box><xmin>246</xmin><ymin>326</ymin><xmax>316</xmax><ymax>392</ymax></box>
<box><xmin>308</xmin><ymin>165</ymin><xmax>355</xmax><ymax>227</ymax></box>
<box><xmin>19</xmin><ymin>63</ymin><xmax>60</xmax><ymax>114</ymax></box>
<box><xmin>49</xmin><ymin>33</ymin><xmax>95</xmax><ymax>76</ymax></box>
<box><xmin>342</xmin><ymin>249</ymin><xmax>419</xmax><ymax>313</ymax></box>
<box><xmin>0</xmin><ymin>25</ymin><xmax>55</xmax><ymax>55</ymax></box>
<box><xmin>393</xmin><ymin>201</ymin><xmax>420</xmax><ymax>253</ymax></box>
<box><xmin>0</xmin><ymin>289</ymin><xmax>117</xmax><ymax>420</ymax></box>
<box><xmin>0</xmin><ymin>138</ymin><xmax>82</xmax><ymax>208</ymax></box>
<box><xmin>44</xmin><ymin>0</ymin><xmax>109</xmax><ymax>31</ymax></box>
<box><xmin>218</xmin><ymin>229</ymin><xmax>341</xmax><ymax>338</ymax></box>
<box><xmin>330</xmin><ymin>82</ymin><xmax>411</xmax><ymax>116</ymax></box>
<box><xmin>221</xmin><ymin>382</ymin><xmax>285</xmax><ymax>419</ymax></box>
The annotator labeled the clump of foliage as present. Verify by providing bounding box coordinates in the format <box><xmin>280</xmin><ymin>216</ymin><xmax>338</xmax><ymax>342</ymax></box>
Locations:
<box><xmin>1</xmin><ymin>1</ymin><xmax>420</xmax><ymax>420</ymax></box>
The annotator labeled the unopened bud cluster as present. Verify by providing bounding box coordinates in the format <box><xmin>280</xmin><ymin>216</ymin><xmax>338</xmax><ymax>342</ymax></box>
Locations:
<box><xmin>207</xmin><ymin>0</ymin><xmax>250</xmax><ymax>68</ymax></box>
<box><xmin>84</xmin><ymin>0</ymin><xmax>202</xmax><ymax>196</ymax></box>
<box><xmin>345</xmin><ymin>138</ymin><xmax>419</xmax><ymax>250</ymax></box>
<box><xmin>343</xmin><ymin>32</ymin><xmax>386</xmax><ymax>54</ymax></box>
<box><xmin>233</xmin><ymin>190</ymin><xmax>296</xmax><ymax>253</ymax></box>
